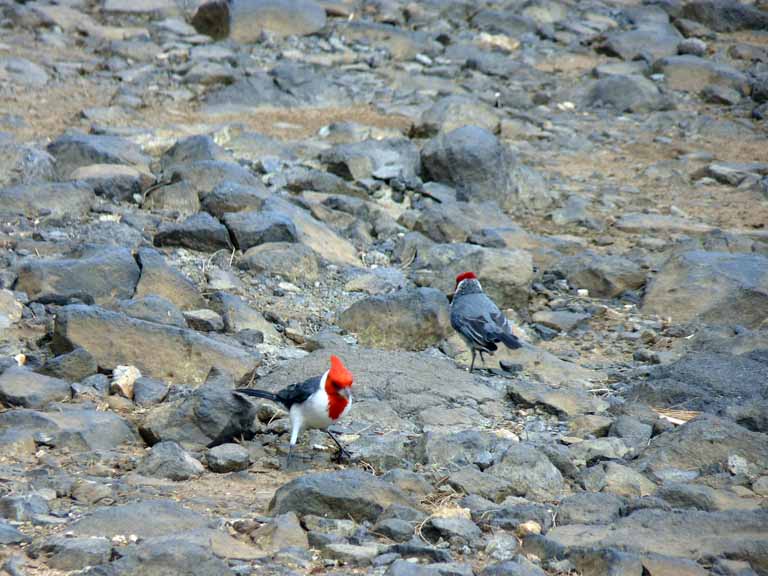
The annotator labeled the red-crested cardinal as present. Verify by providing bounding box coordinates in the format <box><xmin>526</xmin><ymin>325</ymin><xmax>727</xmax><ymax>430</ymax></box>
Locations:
<box><xmin>235</xmin><ymin>355</ymin><xmax>353</xmax><ymax>463</ymax></box>
<box><xmin>451</xmin><ymin>271</ymin><xmax>521</xmax><ymax>372</ymax></box>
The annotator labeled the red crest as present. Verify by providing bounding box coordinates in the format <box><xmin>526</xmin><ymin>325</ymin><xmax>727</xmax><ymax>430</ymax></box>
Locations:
<box><xmin>455</xmin><ymin>271</ymin><xmax>478</xmax><ymax>288</ymax></box>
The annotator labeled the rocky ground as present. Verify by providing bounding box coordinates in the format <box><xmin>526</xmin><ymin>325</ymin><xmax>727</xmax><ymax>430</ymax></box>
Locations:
<box><xmin>1</xmin><ymin>0</ymin><xmax>768</xmax><ymax>574</ymax></box>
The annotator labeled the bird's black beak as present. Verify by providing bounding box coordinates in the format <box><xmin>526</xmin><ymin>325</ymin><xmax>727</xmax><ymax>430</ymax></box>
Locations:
<box><xmin>447</xmin><ymin>293</ymin><xmax>454</xmax><ymax>303</ymax></box>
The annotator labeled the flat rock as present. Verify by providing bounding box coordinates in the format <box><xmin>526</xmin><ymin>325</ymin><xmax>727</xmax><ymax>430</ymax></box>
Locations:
<box><xmin>616</xmin><ymin>213</ymin><xmax>714</xmax><ymax>234</ymax></box>
<box><xmin>207</xmin><ymin>442</ymin><xmax>250</xmax><ymax>472</ymax></box>
<box><xmin>338</xmin><ymin>288</ymin><xmax>451</xmax><ymax>351</ymax></box>
<box><xmin>53</xmin><ymin>304</ymin><xmax>260</xmax><ymax>384</ymax></box>
<box><xmin>599</xmin><ymin>25</ymin><xmax>682</xmax><ymax>61</ymax></box>
<box><xmin>240</xmin><ymin>242</ymin><xmax>320</xmax><ymax>283</ymax></box>
<box><xmin>546</xmin><ymin>508</ymin><xmax>768</xmax><ymax>567</ymax></box>
<box><xmin>0</xmin><ymin>56</ymin><xmax>48</xmax><ymax>86</ymax></box>
<box><xmin>116</xmin><ymin>295</ymin><xmax>188</xmax><ymax>327</ymax></box>
<box><xmin>654</xmin><ymin>55</ymin><xmax>751</xmax><ymax>95</ymax></box>
<box><xmin>555</xmin><ymin>251</ymin><xmax>646</xmax><ymax>298</ymax></box>
<box><xmin>223</xmin><ymin>210</ymin><xmax>298</xmax><ymax>251</ymax></box>
<box><xmin>0</xmin><ymin>181</ymin><xmax>94</xmax><ymax>218</ymax></box>
<box><xmin>586</xmin><ymin>74</ymin><xmax>671</xmax><ymax>113</ymax></box>
<box><xmin>642</xmin><ymin>251</ymin><xmax>768</xmax><ymax>328</ymax></box>
<box><xmin>413</xmin><ymin>95</ymin><xmax>499</xmax><ymax>138</ymax></box>
<box><xmin>0</xmin><ymin>406</ymin><xmax>135</xmax><ymax>451</ymax></box>
<box><xmin>40</xmin><ymin>536</ymin><xmax>112</xmax><ymax>571</ymax></box>
<box><xmin>270</xmin><ymin>469</ymin><xmax>420</xmax><ymax>522</ymax></box>
<box><xmin>487</xmin><ymin>444</ymin><xmax>564</xmax><ymax>501</ymax></box>
<box><xmin>557</xmin><ymin>492</ymin><xmax>625</xmax><ymax>525</ymax></box>
<box><xmin>72</xmin><ymin>499</ymin><xmax>212</xmax><ymax>538</ymax></box>
<box><xmin>14</xmin><ymin>246</ymin><xmax>140</xmax><ymax>306</ymax></box>
<box><xmin>0</xmin><ymin>367</ymin><xmax>71</xmax><ymax>409</ymax></box>
<box><xmin>681</xmin><ymin>0</ymin><xmax>768</xmax><ymax>32</ymax></box>
<box><xmin>507</xmin><ymin>379</ymin><xmax>607</xmax><ymax>417</ymax></box>
<box><xmin>69</xmin><ymin>164</ymin><xmax>151</xmax><ymax>202</ymax></box>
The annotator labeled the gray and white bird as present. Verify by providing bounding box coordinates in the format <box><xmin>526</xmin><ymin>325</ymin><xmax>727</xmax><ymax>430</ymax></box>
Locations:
<box><xmin>450</xmin><ymin>272</ymin><xmax>521</xmax><ymax>372</ymax></box>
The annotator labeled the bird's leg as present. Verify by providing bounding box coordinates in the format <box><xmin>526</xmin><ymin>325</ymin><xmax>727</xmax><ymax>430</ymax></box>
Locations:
<box><xmin>470</xmin><ymin>349</ymin><xmax>476</xmax><ymax>373</ymax></box>
<box><xmin>326</xmin><ymin>429</ymin><xmax>351</xmax><ymax>463</ymax></box>
<box><xmin>478</xmin><ymin>350</ymin><xmax>486</xmax><ymax>366</ymax></box>
<box><xmin>286</xmin><ymin>444</ymin><xmax>294</xmax><ymax>469</ymax></box>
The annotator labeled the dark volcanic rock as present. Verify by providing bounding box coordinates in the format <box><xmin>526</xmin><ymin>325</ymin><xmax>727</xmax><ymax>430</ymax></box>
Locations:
<box><xmin>0</xmin><ymin>366</ymin><xmax>70</xmax><ymax>408</ymax></box>
<box><xmin>139</xmin><ymin>380</ymin><xmax>257</xmax><ymax>448</ymax></box>
<box><xmin>206</xmin><ymin>442</ymin><xmax>250</xmax><ymax>472</ymax></box>
<box><xmin>681</xmin><ymin>0</ymin><xmax>768</xmax><ymax>32</ymax></box>
<box><xmin>557</xmin><ymin>492</ymin><xmax>625</xmax><ymax>525</ymax></box>
<box><xmin>115</xmin><ymin>295</ymin><xmax>188</xmax><ymax>327</ymax></box>
<box><xmin>270</xmin><ymin>469</ymin><xmax>420</xmax><ymax>522</ymax></box>
<box><xmin>0</xmin><ymin>141</ymin><xmax>56</xmax><ymax>187</ymax></box>
<box><xmin>53</xmin><ymin>304</ymin><xmax>260</xmax><ymax>384</ymax></box>
<box><xmin>154</xmin><ymin>213</ymin><xmax>233</xmax><ymax>252</ymax></box>
<box><xmin>421</xmin><ymin>126</ymin><xmax>550</xmax><ymax>211</ymax></box>
<box><xmin>586</xmin><ymin>75</ymin><xmax>671</xmax><ymax>113</ymax></box>
<box><xmin>628</xmin><ymin>352</ymin><xmax>768</xmax><ymax>431</ymax></box>
<box><xmin>39</xmin><ymin>347</ymin><xmax>98</xmax><ymax>381</ymax></box>
<box><xmin>320</xmin><ymin>138</ymin><xmax>420</xmax><ymax>181</ymax></box>
<box><xmin>487</xmin><ymin>444</ymin><xmax>564</xmax><ymax>501</ymax></box>
<box><xmin>223</xmin><ymin>210</ymin><xmax>298</xmax><ymax>250</ymax></box>
<box><xmin>14</xmin><ymin>246</ymin><xmax>140</xmax><ymax>306</ymax></box>
<box><xmin>556</xmin><ymin>251</ymin><xmax>646</xmax><ymax>298</ymax></box>
<box><xmin>200</xmin><ymin>182</ymin><xmax>268</xmax><ymax>218</ymax></box>
<box><xmin>39</xmin><ymin>536</ymin><xmax>112</xmax><ymax>571</ymax></box>
<box><xmin>599</xmin><ymin>25</ymin><xmax>682</xmax><ymax>62</ymax></box>
<box><xmin>134</xmin><ymin>248</ymin><xmax>204</xmax><ymax>311</ymax></box>
<box><xmin>47</xmin><ymin>132</ymin><xmax>150</xmax><ymax>178</ymax></box>
<box><xmin>0</xmin><ymin>519</ymin><xmax>30</xmax><ymax>544</ymax></box>
<box><xmin>338</xmin><ymin>288</ymin><xmax>451</xmax><ymax>351</ymax></box>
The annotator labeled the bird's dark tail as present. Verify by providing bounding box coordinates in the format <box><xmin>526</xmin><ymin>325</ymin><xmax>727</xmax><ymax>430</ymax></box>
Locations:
<box><xmin>500</xmin><ymin>331</ymin><xmax>522</xmax><ymax>350</ymax></box>
<box><xmin>234</xmin><ymin>388</ymin><xmax>279</xmax><ymax>403</ymax></box>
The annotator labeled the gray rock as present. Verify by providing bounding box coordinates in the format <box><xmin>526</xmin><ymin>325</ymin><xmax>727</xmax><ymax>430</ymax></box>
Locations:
<box><xmin>413</xmin><ymin>243</ymin><xmax>534</xmax><ymax>310</ymax></box>
<box><xmin>530</xmin><ymin>310</ymin><xmax>590</xmax><ymax>333</ymax></box>
<box><xmin>47</xmin><ymin>132</ymin><xmax>150</xmax><ymax>178</ymax></box>
<box><xmin>569</xmin><ymin>438</ymin><xmax>632</xmax><ymax>463</ymax></box>
<box><xmin>164</xmin><ymin>161</ymin><xmax>260</xmax><ymax>199</ymax></box>
<box><xmin>133</xmin><ymin>376</ymin><xmax>168</xmax><ymax>406</ymax></box>
<box><xmin>680</xmin><ymin>0</ymin><xmax>768</xmax><ymax>32</ymax></box>
<box><xmin>40</xmin><ymin>536</ymin><xmax>112</xmax><ymax>571</ymax></box>
<box><xmin>642</xmin><ymin>251</ymin><xmax>768</xmax><ymax>328</ymax></box>
<box><xmin>0</xmin><ymin>367</ymin><xmax>71</xmax><ymax>409</ymax></box>
<box><xmin>0</xmin><ymin>494</ymin><xmax>49</xmax><ymax>521</ymax></box>
<box><xmin>0</xmin><ymin>56</ymin><xmax>48</xmax><ymax>87</ymax></box>
<box><xmin>239</xmin><ymin>242</ymin><xmax>320</xmax><ymax>282</ymax></box>
<box><xmin>223</xmin><ymin>210</ymin><xmax>298</xmax><ymax>250</ymax></box>
<box><xmin>345</xmin><ymin>268</ymin><xmax>407</xmax><ymax>295</ymax></box>
<box><xmin>183</xmin><ymin>309</ymin><xmax>224</xmax><ymax>332</ymax></box>
<box><xmin>0</xmin><ymin>181</ymin><xmax>94</xmax><ymax>218</ymax></box>
<box><xmin>546</xmin><ymin>508</ymin><xmax>768</xmax><ymax>568</ymax></box>
<box><xmin>139</xmin><ymin>380</ymin><xmax>257</xmax><ymax>448</ymax></box>
<box><xmin>653</xmin><ymin>55</ymin><xmax>751</xmax><ymax>95</ymax></box>
<box><xmin>480</xmin><ymin>557</ymin><xmax>547</xmax><ymax>576</ymax></box>
<box><xmin>15</xmin><ymin>246</ymin><xmax>140</xmax><ymax>306</ymax></box>
<box><xmin>201</xmin><ymin>182</ymin><xmax>268</xmax><ymax>218</ymax></box>
<box><xmin>39</xmin><ymin>347</ymin><xmax>97</xmax><ymax>382</ymax></box>
<box><xmin>0</xmin><ymin>519</ymin><xmax>30</xmax><ymax>544</ymax></box>
<box><xmin>135</xmin><ymin>248</ymin><xmax>204</xmax><ymax>311</ymax></box>
<box><xmin>161</xmin><ymin>135</ymin><xmax>231</xmax><ymax>172</ymax></box>
<box><xmin>599</xmin><ymin>25</ymin><xmax>682</xmax><ymax>61</ymax></box>
<box><xmin>507</xmin><ymin>379</ymin><xmax>608</xmax><ymax>417</ymax></box>
<box><xmin>386</xmin><ymin>560</ymin><xmax>474</xmax><ymax>576</ymax></box>
<box><xmin>53</xmin><ymin>304</ymin><xmax>260</xmax><ymax>384</ymax></box>
<box><xmin>103</xmin><ymin>538</ymin><xmax>234</xmax><ymax>575</ymax></box>
<box><xmin>586</xmin><ymin>75</ymin><xmax>670</xmax><ymax>113</ymax></box>
<box><xmin>320</xmin><ymin>138</ymin><xmax>420</xmax><ymax>181</ymax></box>
<box><xmin>69</xmin><ymin>164</ymin><xmax>150</xmax><ymax>202</ymax></box>
<box><xmin>144</xmin><ymin>180</ymin><xmax>200</xmax><ymax>214</ymax></box>
<box><xmin>414</xmin><ymin>95</ymin><xmax>499</xmax><ymax>138</ymax></box>
<box><xmin>338</xmin><ymin>288</ymin><xmax>450</xmax><ymax>351</ymax></box>
<box><xmin>487</xmin><ymin>444</ymin><xmax>564</xmax><ymax>501</ymax></box>
<box><xmin>422</xmin><ymin>516</ymin><xmax>482</xmax><ymax>547</ymax></box>
<box><xmin>270</xmin><ymin>469</ymin><xmax>420</xmax><ymax>522</ymax></box>
<box><xmin>556</xmin><ymin>251</ymin><xmax>646</xmax><ymax>298</ymax></box>
<box><xmin>116</xmin><ymin>295</ymin><xmax>188</xmax><ymax>327</ymax></box>
<box><xmin>206</xmin><ymin>442</ymin><xmax>250</xmax><ymax>472</ymax></box>
<box><xmin>374</xmin><ymin>518</ymin><xmax>415</xmax><ymax>542</ymax></box>
<box><xmin>422</xmin><ymin>126</ymin><xmax>548</xmax><ymax>211</ymax></box>
<box><xmin>0</xmin><ymin>407</ymin><xmax>135</xmax><ymax>451</ymax></box>
<box><xmin>609</xmin><ymin>416</ymin><xmax>653</xmax><ymax>452</ymax></box>
<box><xmin>635</xmin><ymin>415</ymin><xmax>768</xmax><ymax>475</ymax></box>
<box><xmin>209</xmin><ymin>291</ymin><xmax>278</xmax><ymax>340</ymax></box>
<box><xmin>191</xmin><ymin>0</ymin><xmax>326</xmax><ymax>42</ymax></box>
<box><xmin>154</xmin><ymin>213</ymin><xmax>233</xmax><ymax>253</ymax></box>
<box><xmin>72</xmin><ymin>499</ymin><xmax>212</xmax><ymax>538</ymax></box>
<box><xmin>580</xmin><ymin>462</ymin><xmax>657</xmax><ymax>498</ymax></box>
<box><xmin>448</xmin><ymin>467</ymin><xmax>515</xmax><ymax>503</ymax></box>
<box><xmin>557</xmin><ymin>492</ymin><xmax>625</xmax><ymax>525</ymax></box>
<box><xmin>0</xmin><ymin>142</ymin><xmax>56</xmax><ymax>188</ymax></box>
<box><xmin>679</xmin><ymin>37</ymin><xmax>708</xmax><ymax>56</ymax></box>
<box><xmin>701</xmin><ymin>84</ymin><xmax>742</xmax><ymax>105</ymax></box>
<box><xmin>137</xmin><ymin>441</ymin><xmax>205</xmax><ymax>480</ymax></box>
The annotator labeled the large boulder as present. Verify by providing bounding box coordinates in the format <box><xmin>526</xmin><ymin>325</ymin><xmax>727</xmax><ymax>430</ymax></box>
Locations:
<box><xmin>0</xmin><ymin>367</ymin><xmax>70</xmax><ymax>409</ymax></box>
<box><xmin>555</xmin><ymin>251</ymin><xmax>646</xmax><ymax>299</ymax></box>
<box><xmin>134</xmin><ymin>248</ymin><xmax>204</xmax><ymax>310</ymax></box>
<box><xmin>14</xmin><ymin>247</ymin><xmax>140</xmax><ymax>306</ymax></box>
<box><xmin>53</xmin><ymin>305</ymin><xmax>260</xmax><ymax>384</ymax></box>
<box><xmin>421</xmin><ymin>126</ymin><xmax>551</xmax><ymax>211</ymax></box>
<box><xmin>642</xmin><ymin>251</ymin><xmax>768</xmax><ymax>328</ymax></box>
<box><xmin>47</xmin><ymin>132</ymin><xmax>150</xmax><ymax>178</ymax></box>
<box><xmin>338</xmin><ymin>288</ymin><xmax>451</xmax><ymax>351</ymax></box>
<box><xmin>653</xmin><ymin>56</ymin><xmax>751</xmax><ymax>95</ymax></box>
<box><xmin>269</xmin><ymin>469</ymin><xmax>420</xmax><ymax>522</ymax></box>
<box><xmin>319</xmin><ymin>138</ymin><xmax>420</xmax><ymax>181</ymax></box>
<box><xmin>598</xmin><ymin>24</ymin><xmax>682</xmax><ymax>61</ymax></box>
